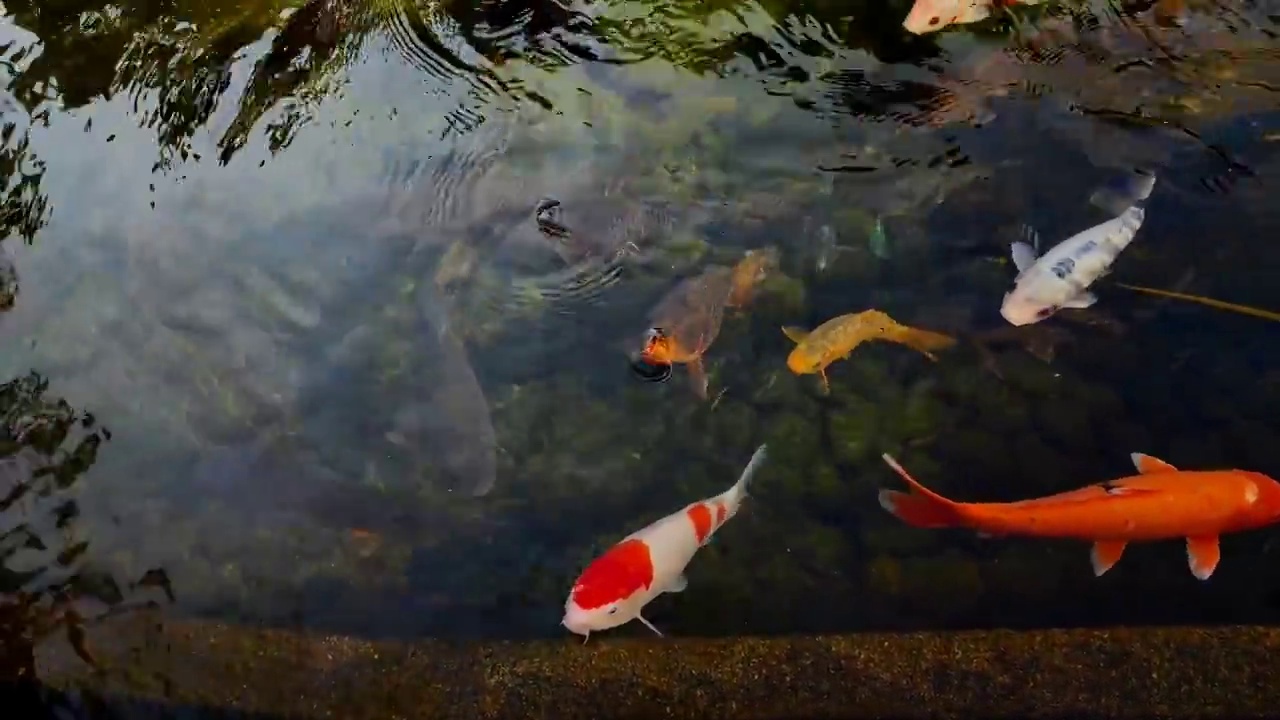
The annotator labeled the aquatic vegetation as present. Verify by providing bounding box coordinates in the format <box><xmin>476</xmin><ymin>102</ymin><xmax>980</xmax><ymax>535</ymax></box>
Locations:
<box><xmin>1115</xmin><ymin>283</ymin><xmax>1280</xmax><ymax>323</ymax></box>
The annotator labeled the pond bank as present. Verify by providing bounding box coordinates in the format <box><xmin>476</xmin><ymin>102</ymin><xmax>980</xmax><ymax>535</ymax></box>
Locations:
<box><xmin>30</xmin><ymin>617</ymin><xmax>1280</xmax><ymax>719</ymax></box>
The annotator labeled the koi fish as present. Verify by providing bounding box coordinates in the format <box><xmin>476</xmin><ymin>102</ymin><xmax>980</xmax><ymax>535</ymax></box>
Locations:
<box><xmin>562</xmin><ymin>444</ymin><xmax>769</xmax><ymax>640</ymax></box>
<box><xmin>781</xmin><ymin>310</ymin><xmax>956</xmax><ymax>394</ymax></box>
<box><xmin>878</xmin><ymin>452</ymin><xmax>1280</xmax><ymax>580</ymax></box>
<box><xmin>1000</xmin><ymin>171</ymin><xmax>1157</xmax><ymax>326</ymax></box>
<box><xmin>903</xmin><ymin>0</ymin><xmax>1043</xmax><ymax>34</ymax></box>
<box><xmin>636</xmin><ymin>251</ymin><xmax>775</xmax><ymax>397</ymax></box>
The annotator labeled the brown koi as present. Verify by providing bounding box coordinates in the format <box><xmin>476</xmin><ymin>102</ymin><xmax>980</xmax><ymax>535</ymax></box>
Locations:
<box><xmin>638</xmin><ymin>251</ymin><xmax>776</xmax><ymax>398</ymax></box>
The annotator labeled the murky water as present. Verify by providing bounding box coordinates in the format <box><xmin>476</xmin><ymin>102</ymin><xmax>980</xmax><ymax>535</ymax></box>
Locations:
<box><xmin>2</xmin><ymin>0</ymin><xmax>1280</xmax><ymax>680</ymax></box>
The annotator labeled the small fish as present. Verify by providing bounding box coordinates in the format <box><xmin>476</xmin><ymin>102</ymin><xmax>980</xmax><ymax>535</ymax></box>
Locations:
<box><xmin>1115</xmin><ymin>283</ymin><xmax>1280</xmax><ymax>323</ymax></box>
<box><xmin>781</xmin><ymin>310</ymin><xmax>957</xmax><ymax>394</ymax></box>
<box><xmin>879</xmin><ymin>452</ymin><xmax>1280</xmax><ymax>580</ymax></box>
<box><xmin>813</xmin><ymin>223</ymin><xmax>843</xmax><ymax>273</ymax></box>
<box><xmin>562</xmin><ymin>444</ymin><xmax>769</xmax><ymax>640</ymax></box>
<box><xmin>637</xmin><ymin>252</ymin><xmax>773</xmax><ymax>398</ymax></box>
<box><xmin>868</xmin><ymin>217</ymin><xmax>891</xmax><ymax>260</ymax></box>
<box><xmin>903</xmin><ymin>0</ymin><xmax>1043</xmax><ymax>34</ymax></box>
<box><xmin>1001</xmin><ymin>171</ymin><xmax>1157</xmax><ymax>326</ymax></box>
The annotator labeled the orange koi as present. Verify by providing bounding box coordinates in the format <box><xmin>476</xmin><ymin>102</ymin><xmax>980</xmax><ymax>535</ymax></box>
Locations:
<box><xmin>879</xmin><ymin>452</ymin><xmax>1280</xmax><ymax>580</ymax></box>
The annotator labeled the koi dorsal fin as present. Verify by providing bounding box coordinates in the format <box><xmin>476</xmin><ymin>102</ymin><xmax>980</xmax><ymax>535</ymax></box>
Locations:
<box><xmin>1131</xmin><ymin>453</ymin><xmax>1178</xmax><ymax>474</ymax></box>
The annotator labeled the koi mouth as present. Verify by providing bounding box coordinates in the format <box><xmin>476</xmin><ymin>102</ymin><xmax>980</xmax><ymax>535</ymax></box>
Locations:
<box><xmin>630</xmin><ymin>328</ymin><xmax>674</xmax><ymax>382</ymax></box>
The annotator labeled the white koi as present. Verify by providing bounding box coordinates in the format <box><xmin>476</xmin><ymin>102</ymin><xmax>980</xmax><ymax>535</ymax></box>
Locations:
<box><xmin>1000</xmin><ymin>172</ymin><xmax>1157</xmax><ymax>326</ymax></box>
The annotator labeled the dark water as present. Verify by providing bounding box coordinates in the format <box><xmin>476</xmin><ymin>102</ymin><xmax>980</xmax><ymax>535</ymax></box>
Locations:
<box><xmin>2</xmin><ymin>0</ymin><xmax>1280</xmax><ymax>684</ymax></box>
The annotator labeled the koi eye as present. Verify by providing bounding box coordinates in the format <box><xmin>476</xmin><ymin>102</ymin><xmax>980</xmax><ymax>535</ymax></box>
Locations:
<box><xmin>929</xmin><ymin>16</ymin><xmax>940</xmax><ymax>25</ymax></box>
<box><xmin>607</xmin><ymin>607</ymin><xmax>619</xmax><ymax>615</ymax></box>
<box><xmin>1036</xmin><ymin>306</ymin><xmax>1060</xmax><ymax>319</ymax></box>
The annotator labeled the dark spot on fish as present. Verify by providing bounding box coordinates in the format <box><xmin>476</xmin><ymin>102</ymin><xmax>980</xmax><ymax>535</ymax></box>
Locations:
<box><xmin>1036</xmin><ymin>306</ymin><xmax>1060</xmax><ymax>320</ymax></box>
<box><xmin>1050</xmin><ymin>258</ymin><xmax>1075</xmax><ymax>279</ymax></box>
<box><xmin>929</xmin><ymin>16</ymin><xmax>940</xmax><ymax>25</ymax></box>
<box><xmin>1101</xmin><ymin>481</ymin><xmax>1124</xmax><ymax>495</ymax></box>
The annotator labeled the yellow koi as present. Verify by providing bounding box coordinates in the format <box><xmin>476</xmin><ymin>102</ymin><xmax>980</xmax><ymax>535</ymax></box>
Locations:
<box><xmin>1115</xmin><ymin>283</ymin><xmax>1280</xmax><ymax>323</ymax></box>
<box><xmin>781</xmin><ymin>309</ymin><xmax>956</xmax><ymax>394</ymax></box>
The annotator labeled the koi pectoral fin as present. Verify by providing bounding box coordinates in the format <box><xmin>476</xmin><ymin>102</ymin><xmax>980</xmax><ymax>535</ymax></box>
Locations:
<box><xmin>688</xmin><ymin>359</ymin><xmax>709</xmax><ymax>400</ymax></box>
<box><xmin>781</xmin><ymin>326</ymin><xmax>810</xmax><ymax>344</ymax></box>
<box><xmin>1091</xmin><ymin>540</ymin><xmax>1128</xmax><ymax>576</ymax></box>
<box><xmin>637</xmin><ymin>614</ymin><xmax>664</xmax><ymax>637</ymax></box>
<box><xmin>1186</xmin><ymin>536</ymin><xmax>1221</xmax><ymax>580</ymax></box>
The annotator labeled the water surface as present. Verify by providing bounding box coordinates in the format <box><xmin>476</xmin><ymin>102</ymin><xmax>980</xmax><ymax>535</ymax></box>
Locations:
<box><xmin>2</xmin><ymin>0</ymin><xmax>1280</xmax><ymax>673</ymax></box>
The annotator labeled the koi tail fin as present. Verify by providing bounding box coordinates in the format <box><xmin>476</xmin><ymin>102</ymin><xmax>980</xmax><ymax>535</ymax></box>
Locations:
<box><xmin>726</xmin><ymin>444</ymin><xmax>768</xmax><ymax>503</ymax></box>
<box><xmin>1090</xmin><ymin>168</ymin><xmax>1157</xmax><ymax>215</ymax></box>
<box><xmin>898</xmin><ymin>328</ymin><xmax>958</xmax><ymax>358</ymax></box>
<box><xmin>878</xmin><ymin>453</ymin><xmax>966</xmax><ymax>528</ymax></box>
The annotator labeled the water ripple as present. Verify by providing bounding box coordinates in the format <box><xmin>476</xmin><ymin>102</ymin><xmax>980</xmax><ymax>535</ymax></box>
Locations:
<box><xmin>385</xmin><ymin>0</ymin><xmax>509</xmax><ymax>98</ymax></box>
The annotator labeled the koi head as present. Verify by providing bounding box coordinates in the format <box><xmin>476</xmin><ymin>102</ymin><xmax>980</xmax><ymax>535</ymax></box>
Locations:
<box><xmin>1240</xmin><ymin>471</ymin><xmax>1280</xmax><ymax>523</ymax></box>
<box><xmin>903</xmin><ymin>0</ymin><xmax>991</xmax><ymax>34</ymax></box>
<box><xmin>637</xmin><ymin>327</ymin><xmax>677</xmax><ymax>365</ymax></box>
<box><xmin>628</xmin><ymin>328</ymin><xmax>673</xmax><ymax>382</ymax></box>
<box><xmin>785</xmin><ymin>347</ymin><xmax>821</xmax><ymax>375</ymax></box>
<box><xmin>562</xmin><ymin>596</ymin><xmax>635</xmax><ymax>638</ymax></box>
<box><xmin>1001</xmin><ymin>285</ymin><xmax>1060</xmax><ymax>327</ymax></box>
<box><xmin>562</xmin><ymin>539</ymin><xmax>653</xmax><ymax>637</ymax></box>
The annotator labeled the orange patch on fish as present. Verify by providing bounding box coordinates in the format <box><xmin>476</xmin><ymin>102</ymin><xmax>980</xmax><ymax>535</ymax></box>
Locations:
<box><xmin>714</xmin><ymin>500</ymin><xmax>728</xmax><ymax>527</ymax></box>
<box><xmin>687</xmin><ymin>503</ymin><xmax>714</xmax><ymax>544</ymax></box>
<box><xmin>571</xmin><ymin>538</ymin><xmax>655</xmax><ymax>610</ymax></box>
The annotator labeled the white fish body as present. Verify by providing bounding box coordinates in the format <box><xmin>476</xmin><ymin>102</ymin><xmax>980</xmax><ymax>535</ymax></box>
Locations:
<box><xmin>902</xmin><ymin>0</ymin><xmax>1045</xmax><ymax>34</ymax></box>
<box><xmin>561</xmin><ymin>444</ymin><xmax>769</xmax><ymax>640</ymax></box>
<box><xmin>1000</xmin><ymin>175</ymin><xmax>1155</xmax><ymax>326</ymax></box>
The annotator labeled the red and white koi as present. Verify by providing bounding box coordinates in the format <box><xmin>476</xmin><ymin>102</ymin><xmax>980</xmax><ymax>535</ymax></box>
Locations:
<box><xmin>562</xmin><ymin>444</ymin><xmax>769</xmax><ymax>640</ymax></box>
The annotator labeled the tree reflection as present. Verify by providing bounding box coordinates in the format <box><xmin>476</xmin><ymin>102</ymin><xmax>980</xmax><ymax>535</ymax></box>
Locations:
<box><xmin>0</xmin><ymin>0</ymin><xmax>924</xmax><ymax>172</ymax></box>
<box><xmin>0</xmin><ymin>371</ymin><xmax>169</xmax><ymax>683</ymax></box>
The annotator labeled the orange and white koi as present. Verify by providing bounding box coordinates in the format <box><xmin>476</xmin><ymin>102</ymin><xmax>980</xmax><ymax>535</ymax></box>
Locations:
<box><xmin>879</xmin><ymin>452</ymin><xmax>1280</xmax><ymax>580</ymax></box>
<box><xmin>903</xmin><ymin>0</ymin><xmax>1043</xmax><ymax>34</ymax></box>
<box><xmin>562</xmin><ymin>444</ymin><xmax>769</xmax><ymax>640</ymax></box>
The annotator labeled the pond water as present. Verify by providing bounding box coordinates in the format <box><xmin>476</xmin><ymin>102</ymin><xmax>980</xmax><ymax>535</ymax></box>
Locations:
<box><xmin>2</xmin><ymin>0</ymin><xmax>1280</xmax><ymax>669</ymax></box>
